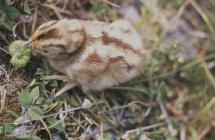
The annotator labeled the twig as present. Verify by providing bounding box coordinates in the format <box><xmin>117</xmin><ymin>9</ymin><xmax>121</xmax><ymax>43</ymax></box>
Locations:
<box><xmin>13</xmin><ymin>20</ymin><xmax>31</xmax><ymax>39</ymax></box>
<box><xmin>128</xmin><ymin>100</ymin><xmax>155</xmax><ymax>107</ymax></box>
<box><xmin>15</xmin><ymin>101</ymin><xmax>104</xmax><ymax>125</ymax></box>
<box><xmin>0</xmin><ymin>65</ymin><xmax>10</xmax><ymax>85</ymax></box>
<box><xmin>40</xmin><ymin>119</ymin><xmax>52</xmax><ymax>139</ymax></box>
<box><xmin>202</xmin><ymin>61</ymin><xmax>215</xmax><ymax>90</ymax></box>
<box><xmin>0</xmin><ymin>47</ymin><xmax>9</xmax><ymax>54</ymax></box>
<box><xmin>157</xmin><ymin>92</ymin><xmax>175</xmax><ymax>136</ymax></box>
<box><xmin>107</xmin><ymin>86</ymin><xmax>148</xmax><ymax>95</ymax></box>
<box><xmin>31</xmin><ymin>6</ymin><xmax>38</xmax><ymax>33</ymax></box>
<box><xmin>137</xmin><ymin>53</ymin><xmax>215</xmax><ymax>82</ymax></box>
<box><xmin>143</xmin><ymin>107</ymin><xmax>152</xmax><ymax>117</ymax></box>
<box><xmin>102</xmin><ymin>0</ymin><xmax>120</xmax><ymax>8</ymax></box>
<box><xmin>0</xmin><ymin>86</ymin><xmax>7</xmax><ymax>113</ymax></box>
<box><xmin>62</xmin><ymin>0</ymin><xmax>69</xmax><ymax>9</ymax></box>
<box><xmin>172</xmin><ymin>0</ymin><xmax>189</xmax><ymax>23</ymax></box>
<box><xmin>100</xmin><ymin>122</ymin><xmax>104</xmax><ymax>140</ymax></box>
<box><xmin>41</xmin><ymin>75</ymin><xmax>68</xmax><ymax>81</ymax></box>
<box><xmin>199</xmin><ymin>126</ymin><xmax>211</xmax><ymax>140</ymax></box>
<box><xmin>49</xmin><ymin>4</ymin><xmax>63</xmax><ymax>19</ymax></box>
<box><xmin>188</xmin><ymin>0</ymin><xmax>215</xmax><ymax>37</ymax></box>
<box><xmin>41</xmin><ymin>4</ymin><xmax>72</xmax><ymax>19</ymax></box>
<box><xmin>125</xmin><ymin>122</ymin><xmax>166</xmax><ymax>134</ymax></box>
<box><xmin>12</xmin><ymin>21</ymin><xmax>23</xmax><ymax>38</ymax></box>
<box><xmin>185</xmin><ymin>29</ymin><xmax>208</xmax><ymax>38</ymax></box>
<box><xmin>180</xmin><ymin>127</ymin><xmax>186</xmax><ymax>140</ymax></box>
<box><xmin>16</xmin><ymin>106</ymin><xmax>83</xmax><ymax>125</ymax></box>
<box><xmin>23</xmin><ymin>24</ymin><xmax>30</xmax><ymax>40</ymax></box>
<box><xmin>69</xmin><ymin>113</ymin><xmax>85</xmax><ymax>130</ymax></box>
<box><xmin>191</xmin><ymin>97</ymin><xmax>215</xmax><ymax>125</ymax></box>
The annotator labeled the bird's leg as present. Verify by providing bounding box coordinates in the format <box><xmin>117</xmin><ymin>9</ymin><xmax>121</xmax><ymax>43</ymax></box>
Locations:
<box><xmin>41</xmin><ymin>75</ymin><xmax>68</xmax><ymax>81</ymax></box>
<box><xmin>54</xmin><ymin>82</ymin><xmax>77</xmax><ymax>97</ymax></box>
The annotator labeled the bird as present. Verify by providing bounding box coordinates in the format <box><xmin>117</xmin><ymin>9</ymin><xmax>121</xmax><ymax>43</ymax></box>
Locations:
<box><xmin>29</xmin><ymin>19</ymin><xmax>146</xmax><ymax>97</ymax></box>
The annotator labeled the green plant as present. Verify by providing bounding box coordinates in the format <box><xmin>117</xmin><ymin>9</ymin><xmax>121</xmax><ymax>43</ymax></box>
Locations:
<box><xmin>8</xmin><ymin>40</ymin><xmax>31</xmax><ymax>68</ymax></box>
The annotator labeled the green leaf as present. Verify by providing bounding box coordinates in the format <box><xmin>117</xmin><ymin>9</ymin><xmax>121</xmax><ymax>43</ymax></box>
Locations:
<box><xmin>35</xmin><ymin>68</ymin><xmax>52</xmax><ymax>77</ymax></box>
<box><xmin>18</xmin><ymin>87</ymin><xmax>40</xmax><ymax>108</ymax></box>
<box><xmin>90</xmin><ymin>0</ymin><xmax>109</xmax><ymax>18</ymax></box>
<box><xmin>9</xmin><ymin>40</ymin><xmax>32</xmax><ymax>68</ymax></box>
<box><xmin>8</xmin><ymin>40</ymin><xmax>25</xmax><ymax>56</ymax></box>
<box><xmin>1</xmin><ymin>0</ymin><xmax>11</xmax><ymax>7</ymax></box>
<box><xmin>202</xmin><ymin>41</ymin><xmax>215</xmax><ymax>52</ymax></box>
<box><xmin>35</xmin><ymin>97</ymin><xmax>46</xmax><ymax>105</ymax></box>
<box><xmin>18</xmin><ymin>92</ymin><xmax>32</xmax><ymax>108</ymax></box>
<box><xmin>3</xmin><ymin>122</ymin><xmax>16</xmax><ymax>135</ymax></box>
<box><xmin>47</xmin><ymin>117</ymin><xmax>63</xmax><ymax>131</ymax></box>
<box><xmin>0</xmin><ymin>14</ymin><xmax>6</xmax><ymax>24</ymax></box>
<box><xmin>30</xmin><ymin>86</ymin><xmax>40</xmax><ymax>103</ymax></box>
<box><xmin>5</xmin><ymin>6</ymin><xmax>20</xmax><ymax>19</ymax></box>
<box><xmin>10</xmin><ymin>53</ymin><xmax>30</xmax><ymax>68</ymax></box>
<box><xmin>49</xmin><ymin>80</ymin><xmax>58</xmax><ymax>87</ymax></box>
<box><xmin>0</xmin><ymin>13</ymin><xmax>11</xmax><ymax>31</ymax></box>
<box><xmin>172</xmin><ymin>120</ymin><xmax>181</xmax><ymax>132</ymax></box>
<box><xmin>24</xmin><ymin>1</ymin><xmax>31</xmax><ymax>14</ymax></box>
<box><xmin>28</xmin><ymin>106</ymin><xmax>44</xmax><ymax>120</ymax></box>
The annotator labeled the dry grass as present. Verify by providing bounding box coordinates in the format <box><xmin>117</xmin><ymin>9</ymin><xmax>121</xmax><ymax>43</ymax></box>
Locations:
<box><xmin>0</xmin><ymin>0</ymin><xmax>215</xmax><ymax>139</ymax></box>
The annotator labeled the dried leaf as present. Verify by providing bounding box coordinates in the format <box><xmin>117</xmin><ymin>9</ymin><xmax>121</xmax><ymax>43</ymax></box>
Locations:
<box><xmin>82</xmin><ymin>98</ymin><xmax>93</xmax><ymax>108</ymax></box>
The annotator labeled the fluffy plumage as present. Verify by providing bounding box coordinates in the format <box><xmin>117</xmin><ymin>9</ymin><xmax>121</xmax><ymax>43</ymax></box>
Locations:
<box><xmin>31</xmin><ymin>19</ymin><xmax>145</xmax><ymax>95</ymax></box>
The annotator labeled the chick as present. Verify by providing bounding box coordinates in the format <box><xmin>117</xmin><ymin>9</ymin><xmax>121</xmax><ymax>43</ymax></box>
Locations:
<box><xmin>30</xmin><ymin>19</ymin><xmax>145</xmax><ymax>96</ymax></box>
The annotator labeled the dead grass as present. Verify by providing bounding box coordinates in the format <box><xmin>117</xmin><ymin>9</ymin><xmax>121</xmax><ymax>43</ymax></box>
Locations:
<box><xmin>0</xmin><ymin>0</ymin><xmax>215</xmax><ymax>139</ymax></box>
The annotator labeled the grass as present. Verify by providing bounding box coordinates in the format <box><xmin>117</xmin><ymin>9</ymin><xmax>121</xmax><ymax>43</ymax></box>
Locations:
<box><xmin>0</xmin><ymin>0</ymin><xmax>215</xmax><ymax>139</ymax></box>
